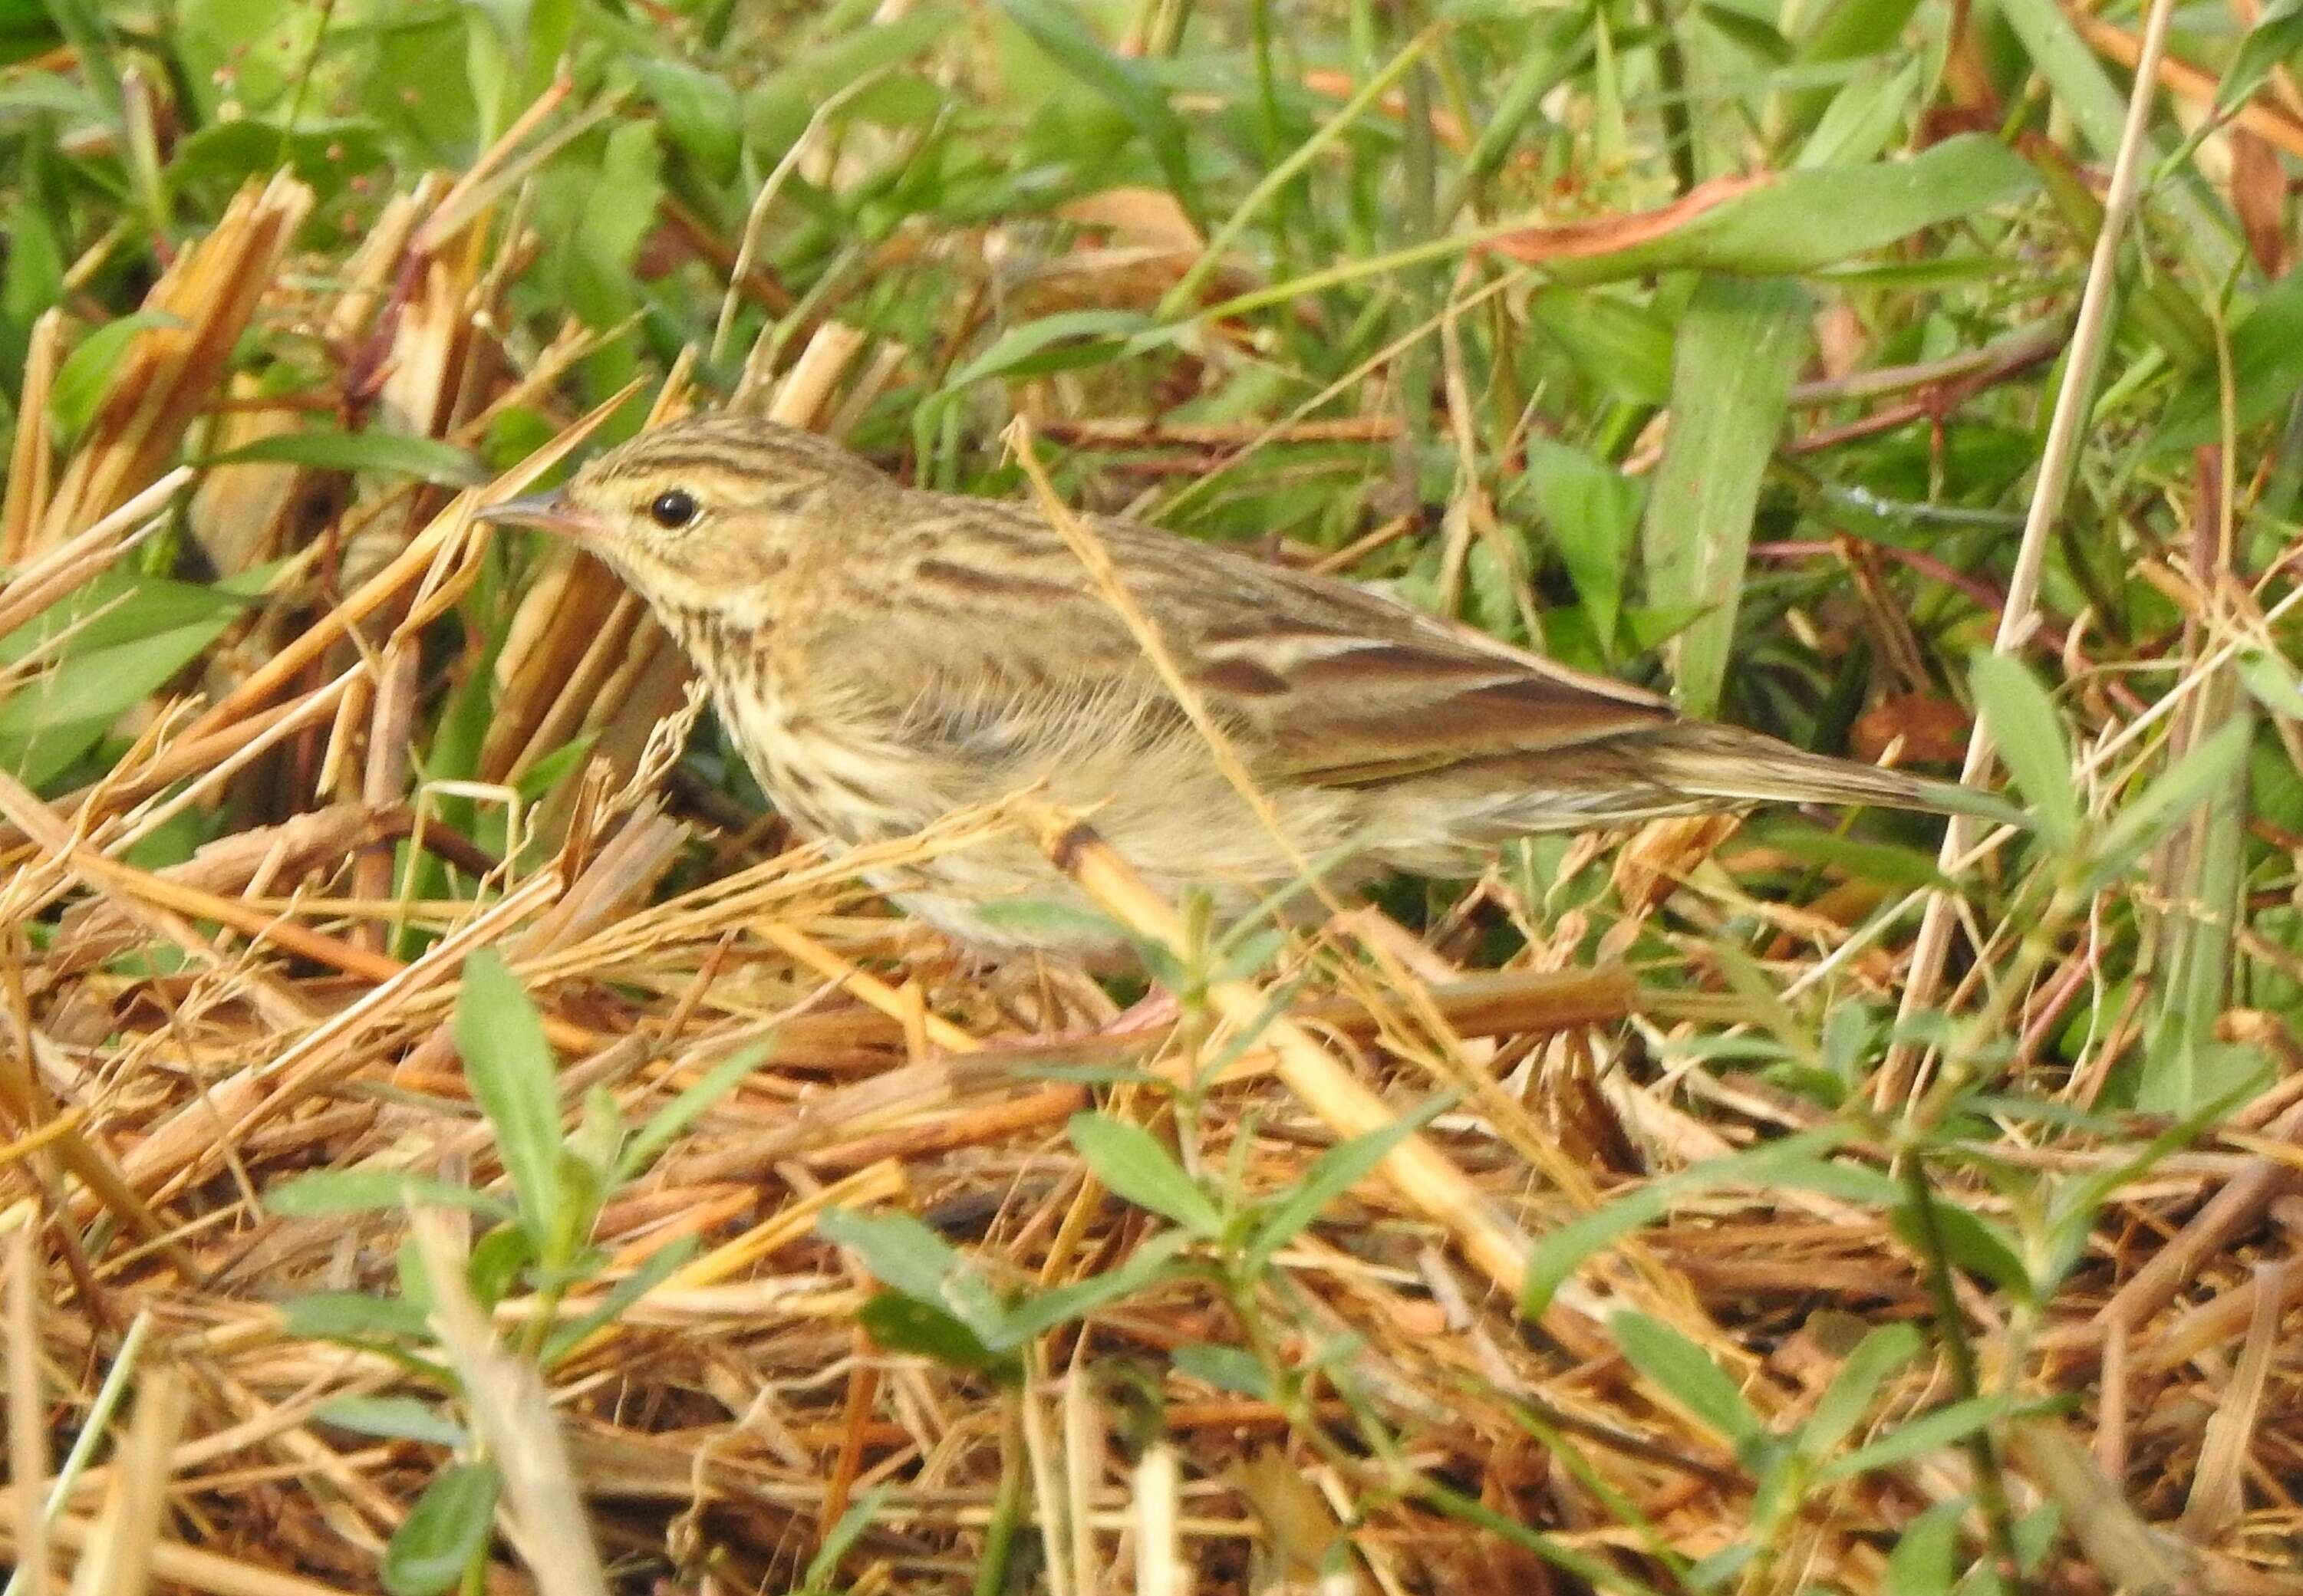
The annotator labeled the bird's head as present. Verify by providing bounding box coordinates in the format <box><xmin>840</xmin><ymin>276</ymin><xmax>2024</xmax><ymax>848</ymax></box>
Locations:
<box><xmin>476</xmin><ymin>414</ymin><xmax>895</xmax><ymax>604</ymax></box>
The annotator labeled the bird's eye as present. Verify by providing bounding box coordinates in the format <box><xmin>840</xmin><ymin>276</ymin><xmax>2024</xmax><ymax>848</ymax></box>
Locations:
<box><xmin>648</xmin><ymin>489</ymin><xmax>699</xmax><ymax>529</ymax></box>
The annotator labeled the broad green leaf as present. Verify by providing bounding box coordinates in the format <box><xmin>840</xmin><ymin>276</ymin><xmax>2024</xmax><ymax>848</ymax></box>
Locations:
<box><xmin>1798</xmin><ymin>0</ymin><xmax>1924</xmax><ymax>61</ymax></box>
<box><xmin>1526</xmin><ymin>438</ymin><xmax>1644</xmax><ymax>652</ymax></box>
<box><xmin>383</xmin><ymin>1463</ymin><xmax>499</xmax><ymax>1596</ymax></box>
<box><xmin>0</xmin><ymin>571</ymin><xmax>259</xmax><ymax>789</ymax></box>
<box><xmin>1642</xmin><ymin>275</ymin><xmax>1809</xmax><ymax>717</ymax></box>
<box><xmin>1799</xmin><ymin>1325</ymin><xmax>1922</xmax><ymax>1461</ymax></box>
<box><xmin>202</xmin><ymin>428</ymin><xmax>484</xmax><ymax>485</ymax></box>
<box><xmin>633</xmin><ymin>56</ymin><xmax>741</xmax><ymax>179</ymax></box>
<box><xmin>1497</xmin><ymin>137</ymin><xmax>2038</xmax><ymax>286</ymax></box>
<box><xmin>265</xmin><ymin>1169</ymin><xmax>515</xmax><ymax>1222</ymax></box>
<box><xmin>281</xmin><ymin>1291</ymin><xmax>430</xmax><ymax>1342</ymax></box>
<box><xmin>1749</xmin><ymin>823</ymin><xmax>1950</xmax><ymax>892</ymax></box>
<box><xmin>970</xmin><ymin>898</ymin><xmax>1132</xmax><ymax>953</ymax></box>
<box><xmin>1893</xmin><ymin>1196</ymin><xmax>2033</xmax><ymax>1301</ymax></box>
<box><xmin>453</xmin><ymin>950</ymin><xmax>568</xmax><ymax>1256</ymax></box>
<box><xmin>1820</xmin><ymin>1393</ymin><xmax>2019</xmax><ymax>1480</ymax></box>
<box><xmin>315</xmin><ymin>1397</ymin><xmax>469</xmax><ymax>1450</ymax></box>
<box><xmin>1171</xmin><ymin>1342</ymin><xmax>1273</xmax><ymax>1400</ymax></box>
<box><xmin>1797</xmin><ymin>57</ymin><xmax>1920</xmax><ymax>169</ymax></box>
<box><xmin>2238</xmin><ymin>648</ymin><xmax>2303</xmax><ymax>718</ymax></box>
<box><xmin>1067</xmin><ymin>1113</ymin><xmax>1222</xmax><ymax>1237</ymax></box>
<box><xmin>1884</xmin><ymin>1500</ymin><xmax>1963</xmax><ymax>1596</ymax></box>
<box><xmin>1527</xmin><ymin>286</ymin><xmax>1675</xmax><ymax>406</ymax></box>
<box><xmin>855</xmin><ymin>1293</ymin><xmax>1015</xmax><ymax>1377</ymax></box>
<box><xmin>2158</xmin><ymin>272</ymin><xmax>2303</xmax><ymax>450</ymax></box>
<box><xmin>817</xmin><ymin>1209</ymin><xmax>1007</xmax><ymax>1338</ymax></box>
<box><xmin>743</xmin><ymin>5</ymin><xmax>958</xmax><ymax>150</ymax></box>
<box><xmin>1968</xmin><ymin>653</ymin><xmax>2077</xmax><ymax>849</ymax></box>
<box><xmin>1610</xmin><ymin>1312</ymin><xmax>1764</xmax><ymax>1451</ymax></box>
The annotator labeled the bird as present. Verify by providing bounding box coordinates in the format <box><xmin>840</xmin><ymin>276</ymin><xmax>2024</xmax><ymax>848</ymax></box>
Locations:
<box><xmin>478</xmin><ymin>415</ymin><xmax>2009</xmax><ymax>963</ymax></box>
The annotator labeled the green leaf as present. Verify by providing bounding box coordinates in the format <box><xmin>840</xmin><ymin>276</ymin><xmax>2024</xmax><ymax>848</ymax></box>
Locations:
<box><xmin>995</xmin><ymin>0</ymin><xmax>1197</xmax><ymax>225</ymax></box>
<box><xmin>2087</xmin><ymin>720</ymin><xmax>2251</xmax><ymax>893</ymax></box>
<box><xmin>315</xmin><ymin>1397</ymin><xmax>469</xmax><ymax>1450</ymax></box>
<box><xmin>453</xmin><ymin>950</ymin><xmax>568</xmax><ymax>1257</ymax></box>
<box><xmin>1884</xmin><ymin>1500</ymin><xmax>1963</xmax><ymax>1596</ymax></box>
<box><xmin>1797</xmin><ymin>56</ymin><xmax>1920</xmax><ymax>169</ymax></box>
<box><xmin>0</xmin><ymin>571</ymin><xmax>259</xmax><ymax>790</ymax></box>
<box><xmin>51</xmin><ymin>312</ymin><xmax>181</xmax><ymax>437</ymax></box>
<box><xmin>1893</xmin><ymin>1195</ymin><xmax>2033</xmax><ymax>1301</ymax></box>
<box><xmin>265</xmin><ymin>1169</ymin><xmax>515</xmax><ymax>1222</ymax></box>
<box><xmin>818</xmin><ymin>1209</ymin><xmax>1007</xmax><ymax>1338</ymax></box>
<box><xmin>1799</xmin><ymin>1324</ymin><xmax>1922</xmax><ymax>1461</ymax></box>
<box><xmin>1526</xmin><ymin>438</ymin><xmax>1644</xmax><ymax>652</ymax></box>
<box><xmin>743</xmin><ymin>5</ymin><xmax>958</xmax><ymax>150</ymax></box>
<box><xmin>800</xmin><ymin>1485</ymin><xmax>890</xmax><ymax>1596</ymax></box>
<box><xmin>1067</xmin><ymin>1114</ymin><xmax>1223</xmax><ymax>1237</ymax></box>
<box><xmin>1245</xmin><ymin>1098</ymin><xmax>1446</xmax><ymax>1273</ymax></box>
<box><xmin>2215</xmin><ymin>0</ymin><xmax>2303</xmax><ymax>122</ymax></box>
<box><xmin>998</xmin><ymin>1229</ymin><xmax>1193</xmax><ymax>1346</ymax></box>
<box><xmin>1171</xmin><ymin>1342</ymin><xmax>1273</xmax><ymax>1400</ymax></box>
<box><xmin>1968</xmin><ymin>653</ymin><xmax>2077</xmax><ymax>849</ymax></box>
<box><xmin>1820</xmin><ymin>1393</ymin><xmax>2020</xmax><ymax>1480</ymax></box>
<box><xmin>969</xmin><ymin>897</ymin><xmax>1132</xmax><ymax>953</ymax></box>
<box><xmin>2158</xmin><ymin>272</ymin><xmax>2303</xmax><ymax>449</ymax></box>
<box><xmin>615</xmin><ymin>1043</ymin><xmax>773</xmax><ymax>1183</ymax></box>
<box><xmin>939</xmin><ymin>309</ymin><xmax>1157</xmax><ymax>395</ymax></box>
<box><xmin>633</xmin><ymin>56</ymin><xmax>742</xmax><ymax>179</ymax></box>
<box><xmin>1610</xmin><ymin>1312</ymin><xmax>1764</xmax><ymax>1451</ymax></box>
<box><xmin>1513</xmin><ymin>136</ymin><xmax>2039</xmax><ymax>287</ymax></box>
<box><xmin>382</xmin><ymin>1463</ymin><xmax>499</xmax><ymax>1596</ymax></box>
<box><xmin>2238</xmin><ymin>647</ymin><xmax>2303</xmax><ymax>719</ymax></box>
<box><xmin>1642</xmin><ymin>275</ymin><xmax>1809</xmax><ymax>717</ymax></box>
<box><xmin>202</xmin><ymin>428</ymin><xmax>485</xmax><ymax>485</ymax></box>
<box><xmin>281</xmin><ymin>1291</ymin><xmax>430</xmax><ymax>1342</ymax></box>
<box><xmin>1749</xmin><ymin>822</ymin><xmax>1950</xmax><ymax>892</ymax></box>
<box><xmin>1523</xmin><ymin>1127</ymin><xmax>1880</xmax><ymax>1317</ymax></box>
<box><xmin>542</xmin><ymin>1238</ymin><xmax>700</xmax><ymax>1365</ymax></box>
<box><xmin>855</xmin><ymin>1292</ymin><xmax>1016</xmax><ymax>1377</ymax></box>
<box><xmin>1527</xmin><ymin>287</ymin><xmax>1675</xmax><ymax>406</ymax></box>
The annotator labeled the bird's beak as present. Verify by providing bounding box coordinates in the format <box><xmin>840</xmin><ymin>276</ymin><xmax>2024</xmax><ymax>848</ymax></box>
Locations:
<box><xmin>474</xmin><ymin>492</ymin><xmax>601</xmax><ymax>541</ymax></box>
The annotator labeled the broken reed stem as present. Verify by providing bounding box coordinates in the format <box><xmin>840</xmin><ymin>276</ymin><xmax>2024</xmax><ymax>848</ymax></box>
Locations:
<box><xmin>1878</xmin><ymin>0</ymin><xmax>2183</xmax><ymax>1109</ymax></box>
<box><xmin>1026</xmin><ymin>804</ymin><xmax>1537</xmax><ymax>1308</ymax></box>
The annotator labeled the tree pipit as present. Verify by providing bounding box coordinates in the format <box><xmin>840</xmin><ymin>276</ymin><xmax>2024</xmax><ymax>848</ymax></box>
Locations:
<box><xmin>482</xmin><ymin>416</ymin><xmax>2005</xmax><ymax>963</ymax></box>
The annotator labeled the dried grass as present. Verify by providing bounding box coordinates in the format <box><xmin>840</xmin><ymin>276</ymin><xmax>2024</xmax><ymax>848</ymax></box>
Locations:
<box><xmin>2</xmin><ymin>140</ymin><xmax>2299</xmax><ymax>1596</ymax></box>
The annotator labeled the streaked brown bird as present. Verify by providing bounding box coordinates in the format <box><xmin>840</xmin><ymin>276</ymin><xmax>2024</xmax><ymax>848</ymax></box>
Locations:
<box><xmin>481</xmin><ymin>416</ymin><xmax>2004</xmax><ymax>961</ymax></box>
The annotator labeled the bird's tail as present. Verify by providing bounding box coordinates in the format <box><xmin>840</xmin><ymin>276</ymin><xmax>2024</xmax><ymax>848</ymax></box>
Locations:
<box><xmin>1638</xmin><ymin>722</ymin><xmax>2025</xmax><ymax>828</ymax></box>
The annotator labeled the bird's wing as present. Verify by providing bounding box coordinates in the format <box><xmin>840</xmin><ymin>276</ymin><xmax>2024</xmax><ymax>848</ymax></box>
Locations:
<box><xmin>813</xmin><ymin>495</ymin><xmax>1679</xmax><ymax>791</ymax></box>
<box><xmin>1087</xmin><ymin>517</ymin><xmax>1679</xmax><ymax>787</ymax></box>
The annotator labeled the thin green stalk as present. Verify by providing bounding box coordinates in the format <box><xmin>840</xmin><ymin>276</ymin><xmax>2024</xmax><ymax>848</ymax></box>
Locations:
<box><xmin>1898</xmin><ymin>1154</ymin><xmax>2032</xmax><ymax>1596</ymax></box>
<box><xmin>972</xmin><ymin>1393</ymin><xmax>1029</xmax><ymax>1596</ymax></box>
<box><xmin>1158</xmin><ymin>25</ymin><xmax>1443</xmax><ymax>317</ymax></box>
<box><xmin>1646</xmin><ymin>0</ymin><xmax>1698</xmax><ymax>194</ymax></box>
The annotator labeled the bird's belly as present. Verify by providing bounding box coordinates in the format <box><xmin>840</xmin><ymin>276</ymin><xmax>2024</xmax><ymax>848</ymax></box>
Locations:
<box><xmin>714</xmin><ymin>688</ymin><xmax>933</xmax><ymax>845</ymax></box>
<box><xmin>710</xmin><ymin>683</ymin><xmax>1362</xmax><ymax>956</ymax></box>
